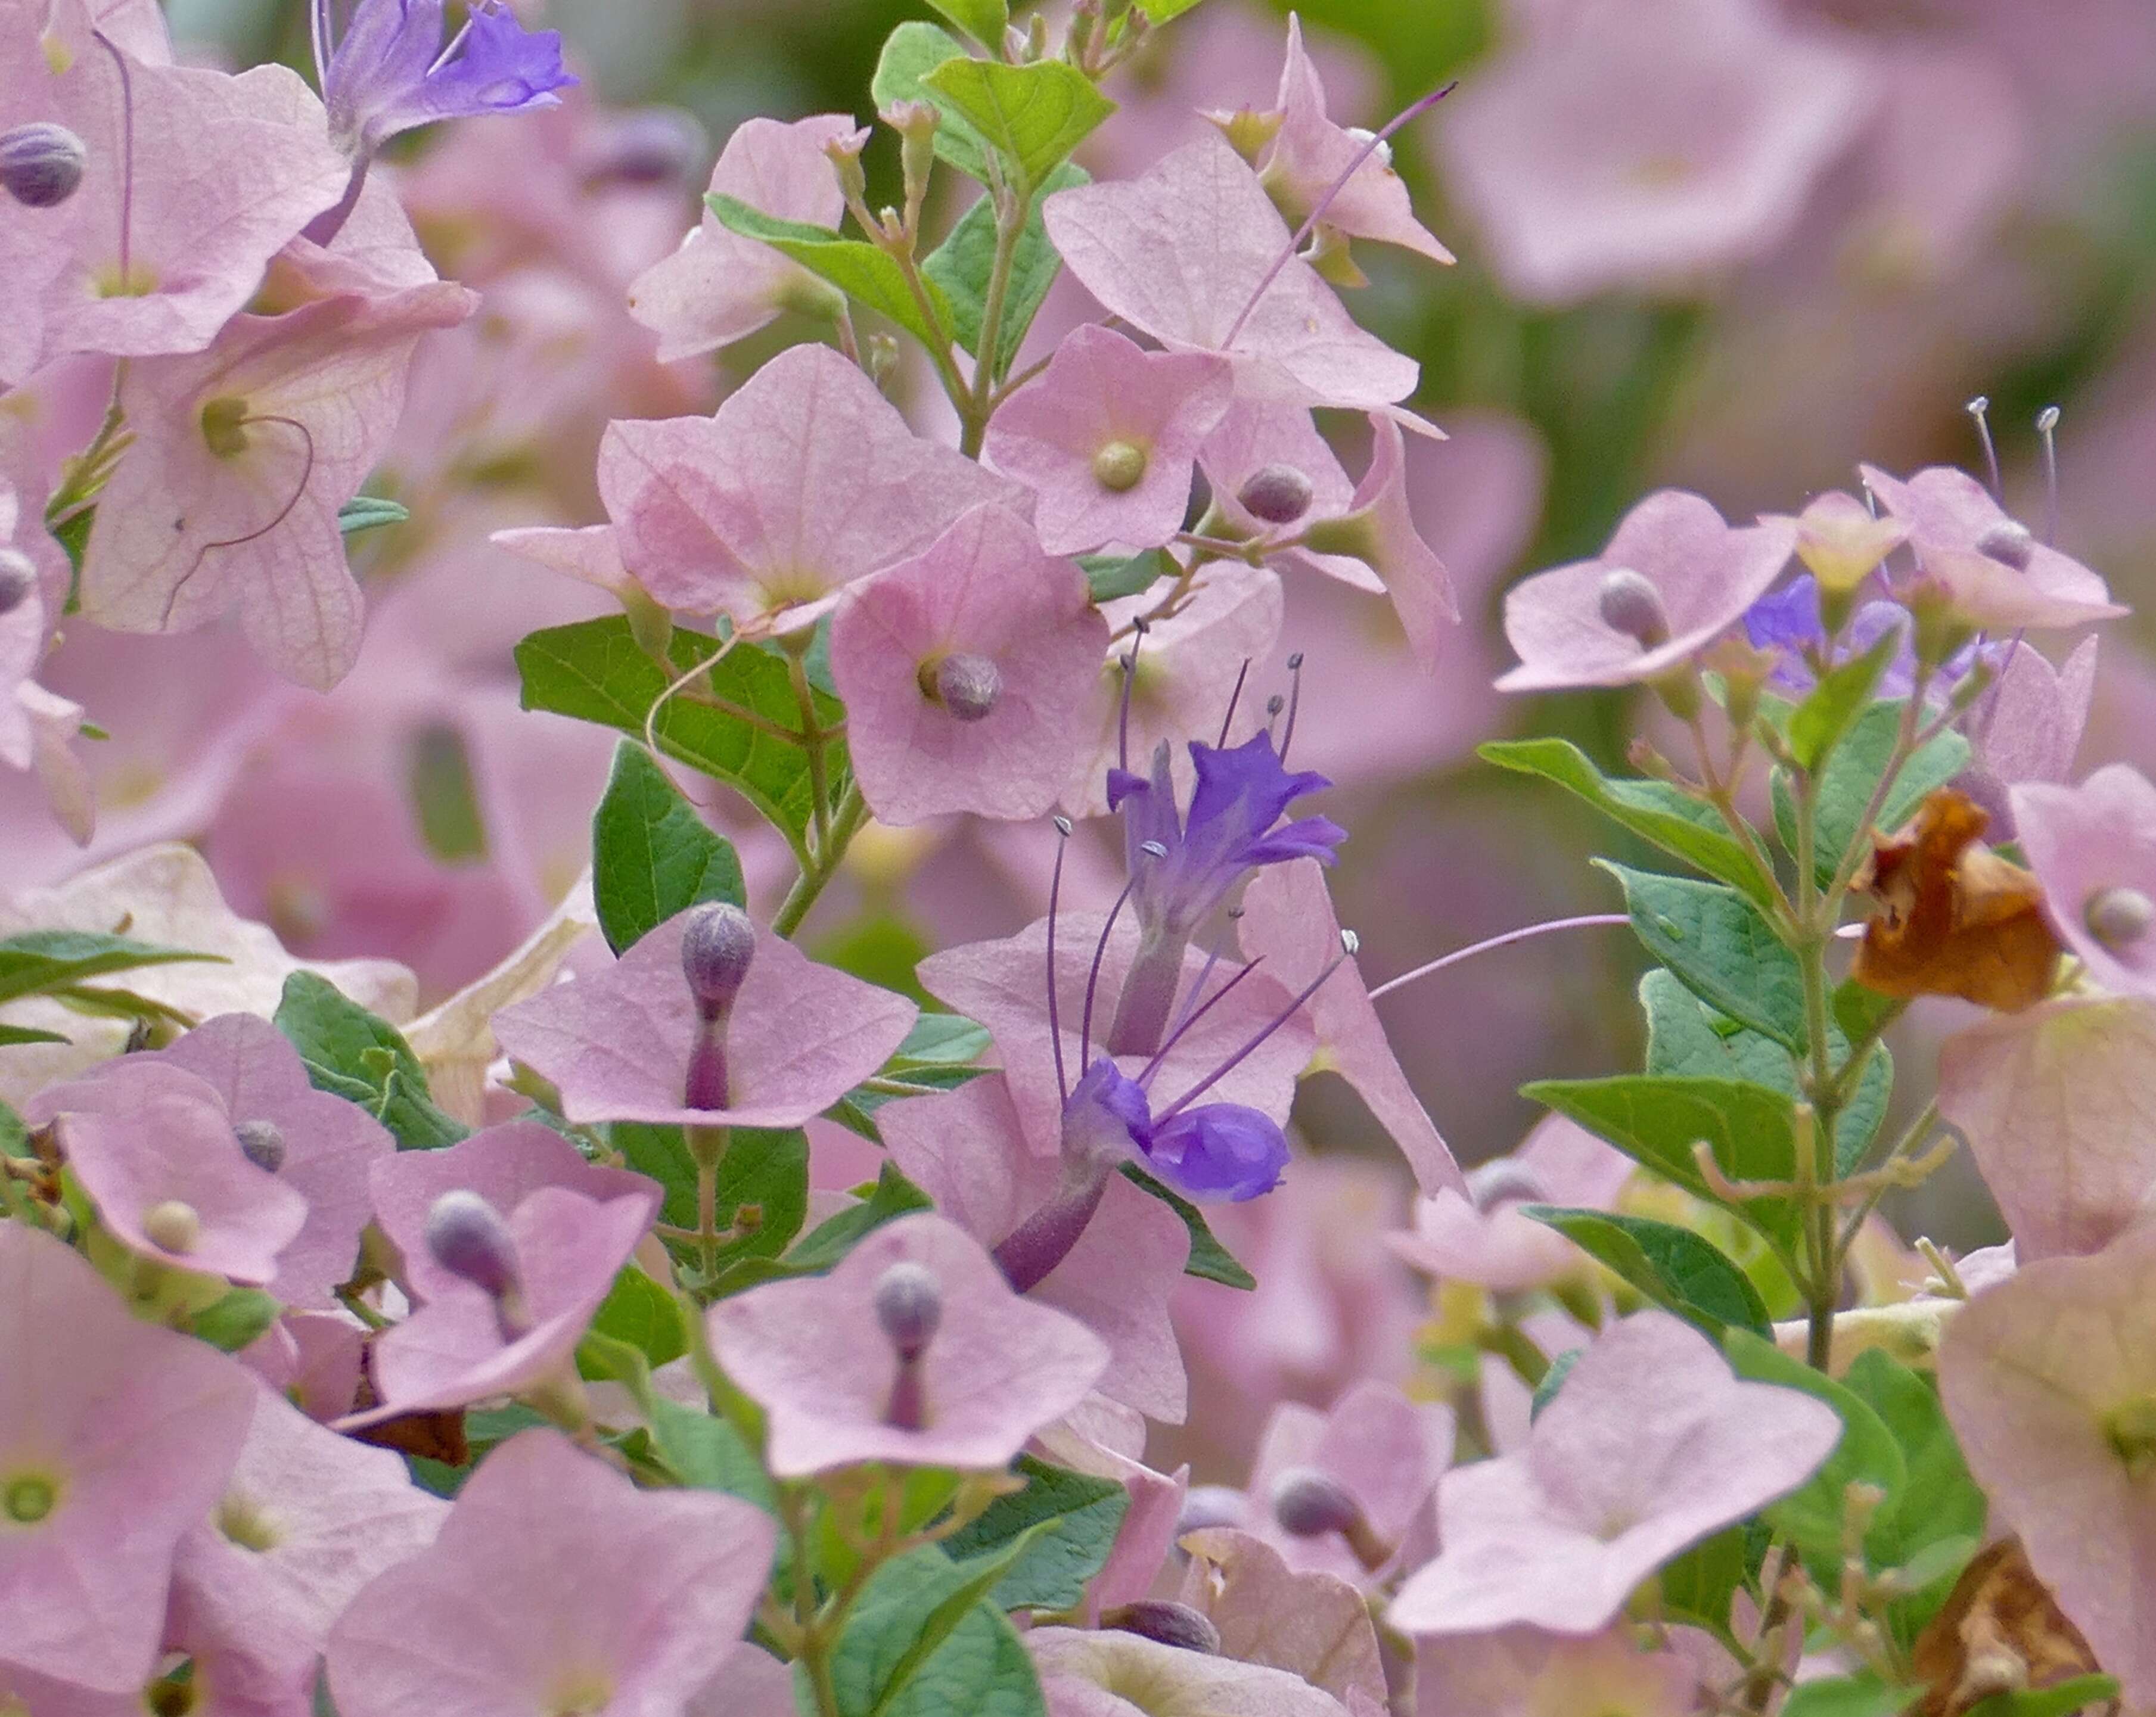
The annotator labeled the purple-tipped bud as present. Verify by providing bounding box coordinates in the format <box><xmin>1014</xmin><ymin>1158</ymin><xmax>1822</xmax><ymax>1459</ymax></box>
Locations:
<box><xmin>1237</xmin><ymin>462</ymin><xmax>1314</xmax><ymax>525</ymax></box>
<box><xmin>424</xmin><ymin>1190</ymin><xmax>523</xmax><ymax>1301</ymax></box>
<box><xmin>1176</xmin><ymin>1484</ymin><xmax>1249</xmax><ymax>1538</ymax></box>
<box><xmin>2087</xmin><ymin>886</ymin><xmax>2154</xmax><ymax>951</ymax></box>
<box><xmin>872</xmin><ymin>1261</ymin><xmax>942</xmax><ymax>1361</ymax></box>
<box><xmin>930</xmin><ymin>652</ymin><xmax>1002</xmax><ymax>723</ymax></box>
<box><xmin>582</xmin><ymin>108</ymin><xmax>706</xmax><ymax>186</ymax></box>
<box><xmin>680</xmin><ymin>903</ymin><xmax>756</xmax><ymax>1019</ymax></box>
<box><xmin>1270</xmin><ymin>1466</ymin><xmax>1391</xmax><ymax>1570</ymax></box>
<box><xmin>1596</xmin><ymin>567</ymin><xmax>1670</xmax><ymax>647</ymax></box>
<box><xmin>0</xmin><ymin>549</ymin><xmax>36</xmax><ymax>618</ymax></box>
<box><xmin>1466</xmin><ymin>1158</ymin><xmax>1548</xmax><ymax>1212</ymax></box>
<box><xmin>233</xmin><ymin>1119</ymin><xmax>286</xmax><ymax>1175</ymax></box>
<box><xmin>1975</xmin><ymin>521</ymin><xmax>2036</xmax><ymax>570</ymax></box>
<box><xmin>1101</xmin><ymin>1601</ymin><xmax>1221</xmax><ymax>1656</ymax></box>
<box><xmin>0</xmin><ymin>122</ymin><xmax>85</xmax><ymax>208</ymax></box>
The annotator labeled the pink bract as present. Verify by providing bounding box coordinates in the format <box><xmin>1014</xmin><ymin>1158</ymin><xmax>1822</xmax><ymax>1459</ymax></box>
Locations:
<box><xmin>983</xmin><ymin>325</ymin><xmax>1234</xmax><ymax>556</ymax></box>
<box><xmin>706</xmin><ymin>1211</ymin><xmax>1111</xmax><ymax>1476</ymax></box>
<box><xmin>597</xmin><ymin>343</ymin><xmax>1020</xmax><ymax>629</ymax></box>
<box><xmin>829</xmin><ymin>504</ymin><xmax>1110</xmax><ymax>825</ymax></box>
<box><xmin>1388</xmin><ymin>1311</ymin><xmax>1840</xmax><ymax>1636</ymax></box>
<box><xmin>627</xmin><ymin>114</ymin><xmax>857</xmax><ymax>363</ymax></box>
<box><xmin>0</xmin><ymin>1224</ymin><xmax>256</xmax><ymax>1693</ymax></box>
<box><xmin>492</xmin><ymin>906</ymin><xmax>916</xmax><ymax>1128</ymax></box>
<box><xmin>326</xmin><ymin>1427</ymin><xmax>776</xmax><ymax>1717</ymax></box>
<box><xmin>1498</xmin><ymin>490</ymin><xmax>1795</xmax><ymax>692</ymax></box>
<box><xmin>1413</xmin><ymin>1625</ymin><xmax>1701</xmax><ymax>1717</ymax></box>
<box><xmin>1178</xmin><ymin>1527</ymin><xmax>1388</xmax><ymax>1710</ymax></box>
<box><xmin>2012</xmin><ymin>763</ymin><xmax>2156</xmax><ymax>998</ymax></box>
<box><xmin>1029</xmin><ymin>1627</ymin><xmax>1353</xmax><ymax>1717</ymax></box>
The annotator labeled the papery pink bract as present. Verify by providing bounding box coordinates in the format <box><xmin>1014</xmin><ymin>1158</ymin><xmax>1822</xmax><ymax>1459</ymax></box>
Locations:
<box><xmin>1319</xmin><ymin>415</ymin><xmax>1458</xmax><ymax>672</ymax></box>
<box><xmin>1178</xmin><ymin>1527</ymin><xmax>1388</xmax><ymax>1710</ymax></box>
<box><xmin>628</xmin><ymin>114</ymin><xmax>856</xmax><ymax>362</ymax></box>
<box><xmin>1197</xmin><ymin>400</ymin><xmax>1377</xmax><ymax>592</ymax></box>
<box><xmin>77</xmin><ymin>280</ymin><xmax>477</xmax><ymax>689</ymax></box>
<box><xmin>598</xmin><ymin>343</ymin><xmax>1020</xmax><ymax>629</ymax></box>
<box><xmin>1936</xmin><ymin>995</ymin><xmax>2156</xmax><ymax>1262</ymax></box>
<box><xmin>830</xmin><ymin>503</ymin><xmax>1109</xmax><ymax>825</ymax></box>
<box><xmin>1498</xmin><ymin>490</ymin><xmax>1795</xmax><ymax>692</ymax></box>
<box><xmin>492</xmin><ymin>906</ymin><xmax>916</xmax><ymax>1128</ymax></box>
<box><xmin>983</xmin><ymin>325</ymin><xmax>1233</xmax><ymax>556</ymax></box>
<box><xmin>240</xmin><ymin>1309</ymin><xmax>366</xmax><ymax>1423</ymax></box>
<box><xmin>143</xmin><ymin>1012</ymin><xmax>394</xmax><ymax>1309</ymax></box>
<box><xmin>1436</xmin><ymin>0</ymin><xmax>1874</xmax><ymax>305</ymax></box>
<box><xmin>1413</xmin><ymin>1625</ymin><xmax>1701</xmax><ymax>1717</ymax></box>
<box><xmin>2012</xmin><ymin>763</ymin><xmax>2156</xmax><ymax>997</ymax></box>
<box><xmin>707</xmin><ymin>1211</ymin><xmax>1110</xmax><ymax>1475</ymax></box>
<box><xmin>0</xmin><ymin>1224</ymin><xmax>256</xmax><ymax>1693</ymax></box>
<box><xmin>327</xmin><ymin>1427</ymin><xmax>775</xmax><ymax>1717</ymax></box>
<box><xmin>169</xmin><ymin>1385</ymin><xmax>448</xmax><ymax>1707</ymax></box>
<box><xmin>1938</xmin><ymin>1224</ymin><xmax>2156</xmax><ymax>1704</ymax></box>
<box><xmin>880</xmin><ymin>1075</ymin><xmax>1192</xmax><ymax>1422</ymax></box>
<box><xmin>1389</xmin><ymin>1311</ymin><xmax>1840</xmax><ymax>1635</ymax></box>
<box><xmin>1029</xmin><ymin>1627</ymin><xmax>1352</xmax><ymax>1717</ymax></box>
<box><xmin>1043</xmin><ymin>131</ymin><xmax>1420</xmax><ymax>415</ymax></box>
<box><xmin>35</xmin><ymin>1060</ymin><xmax>308</xmax><ymax>1286</ymax></box>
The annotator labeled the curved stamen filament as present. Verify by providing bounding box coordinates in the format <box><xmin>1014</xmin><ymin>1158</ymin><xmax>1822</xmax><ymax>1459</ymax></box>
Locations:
<box><xmin>1047</xmin><ymin>815</ymin><xmax>1073</xmax><ymax>1106</ymax></box>
<box><xmin>1079</xmin><ymin>873</ymin><xmax>1139</xmax><ymax>1071</ymax></box>
<box><xmin>1136</xmin><ymin>954</ymin><xmax>1265</xmax><ymax>1090</ymax></box>
<box><xmin>159</xmin><ymin>413</ymin><xmax>317</xmax><ymax>624</ymax></box>
<box><xmin>1365</xmin><ymin>913</ymin><xmax>1629</xmax><ymax>1003</ymax></box>
<box><xmin>1151</xmin><ymin>951</ymin><xmax>1346</xmax><ymax>1125</ymax></box>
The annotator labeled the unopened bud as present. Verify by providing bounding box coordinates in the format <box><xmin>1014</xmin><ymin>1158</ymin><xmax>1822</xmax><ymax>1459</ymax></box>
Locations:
<box><xmin>583</xmin><ymin>108</ymin><xmax>706</xmax><ymax>186</ymax></box>
<box><xmin>1092</xmin><ymin>439</ymin><xmax>1148</xmax><ymax>493</ymax></box>
<box><xmin>1466</xmin><ymin>1158</ymin><xmax>1548</xmax><ymax>1211</ymax></box>
<box><xmin>141</xmin><ymin>1200</ymin><xmax>201</xmax><ymax>1256</ymax></box>
<box><xmin>873</xmin><ymin>1261</ymin><xmax>943</xmax><ymax>1361</ymax></box>
<box><xmin>1596</xmin><ymin>568</ymin><xmax>1670</xmax><ymax>647</ymax></box>
<box><xmin>424</xmin><ymin>1190</ymin><xmax>523</xmax><ymax>1302</ymax></box>
<box><xmin>822</xmin><ymin>128</ymin><xmax>870</xmax><ymax>209</ymax></box>
<box><xmin>2086</xmin><ymin>886</ymin><xmax>2154</xmax><ymax>951</ymax></box>
<box><xmin>1975</xmin><ymin>521</ymin><xmax>2035</xmax><ymax>570</ymax></box>
<box><xmin>1101</xmin><ymin>1601</ymin><xmax>1220</xmax><ymax>1654</ymax></box>
<box><xmin>680</xmin><ymin>903</ymin><xmax>756</xmax><ymax>1019</ymax></box>
<box><xmin>0</xmin><ymin>122</ymin><xmax>85</xmax><ymax>207</ymax></box>
<box><xmin>1176</xmin><ymin>1484</ymin><xmax>1248</xmax><ymax>1538</ymax></box>
<box><xmin>0</xmin><ymin>549</ymin><xmax>36</xmax><ymax>617</ymax></box>
<box><xmin>233</xmin><ymin>1119</ymin><xmax>285</xmax><ymax>1175</ymax></box>
<box><xmin>1237</xmin><ymin>463</ymin><xmax>1314</xmax><ymax>524</ymax></box>
<box><xmin>1269</xmin><ymin>1467</ymin><xmax>1364</xmax><ymax>1539</ymax></box>
<box><xmin>926</xmin><ymin>652</ymin><xmax>1002</xmax><ymax>723</ymax></box>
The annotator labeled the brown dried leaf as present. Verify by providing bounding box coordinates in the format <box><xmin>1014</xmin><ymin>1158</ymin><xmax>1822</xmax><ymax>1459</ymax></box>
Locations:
<box><xmin>1910</xmin><ymin>1538</ymin><xmax>2113</xmax><ymax>1717</ymax></box>
<box><xmin>1851</xmin><ymin>789</ymin><xmax>2060</xmax><ymax>1012</ymax></box>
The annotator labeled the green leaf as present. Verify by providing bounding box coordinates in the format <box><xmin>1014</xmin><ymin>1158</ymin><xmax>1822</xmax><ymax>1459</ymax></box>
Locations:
<box><xmin>189</xmin><ymin>1287</ymin><xmax>282</xmax><ymax>1352</ymax></box>
<box><xmin>0</xmin><ymin>1024</ymin><xmax>69</xmax><ymax>1047</ymax></box>
<box><xmin>940</xmin><ymin>1455</ymin><xmax>1130</xmax><ymax>1610</ymax></box>
<box><xmin>273</xmin><ymin>973</ymin><xmax>467</xmax><ymax>1150</ymax></box>
<box><xmin>590</xmin><ymin>741</ymin><xmax>745</xmax><ymax>956</ymax></box>
<box><xmin>1657</xmin><ymin>1527</ymin><xmax>1744</xmax><ymax>1631</ymax></box>
<box><xmin>1965</xmin><ymin>1678</ymin><xmax>2121</xmax><ymax>1717</ymax></box>
<box><xmin>648</xmin><ymin>1397</ymin><xmax>780</xmax><ymax>1515</ymax></box>
<box><xmin>920</xmin><ymin>58</ymin><xmax>1114</xmax><ymax>194</ymax></box>
<box><xmin>589</xmin><ymin>1265</ymin><xmax>686</xmax><ymax>1368</ymax></box>
<box><xmin>1132</xmin><ymin>0</ymin><xmax>1207</xmax><ymax>18</ymax></box>
<box><xmin>515</xmin><ymin>617</ymin><xmax>847</xmax><ymax>858</ymax></box>
<box><xmin>871</xmin><ymin>22</ymin><xmax>992</xmax><ymax>182</ymax></box>
<box><xmin>0</xmin><ymin>929</ymin><xmax>219</xmax><ymax>1006</ymax></box>
<box><xmin>1479</xmin><ymin>739</ymin><xmax>1779</xmax><ymax>911</ymax></box>
<box><xmin>614</xmin><ymin>1123</ymin><xmax>809</xmax><ymax>1258</ymax></box>
<box><xmin>337</xmin><ymin>495</ymin><xmax>409</xmax><ymax>537</ymax></box>
<box><xmin>1521</xmin><ymin>1206</ymin><xmax>1770</xmax><ymax>1338</ymax></box>
<box><xmin>574</xmin><ymin>1327</ymin><xmax>658</xmax><ymax>1416</ymax></box>
<box><xmin>1598</xmin><ymin>861</ymin><xmax>1804</xmax><ymax>1052</ymax></box>
<box><xmin>0</xmin><ymin>1100</ymin><xmax>29</xmax><ymax>1158</ymax></box>
<box><xmin>1778</xmin><ymin>699</ymin><xmax>1972</xmax><ymax>884</ymax></box>
<box><xmin>1530</xmin><ymin>1346</ymin><xmax>1582</xmax><ymax>1419</ymax></box>
<box><xmin>1843</xmin><ymin>1350</ymin><xmax>1986</xmax><ymax>1640</ymax></box>
<box><xmin>1076</xmin><ymin>546</ymin><xmax>1169</xmax><ymax>605</ymax></box>
<box><xmin>1723</xmin><ymin>1328</ymin><xmax>1905</xmax><ymax>1561</ymax></box>
<box><xmin>785</xmin><ymin>1162</ymin><xmax>934</xmax><ymax>1274</ymax></box>
<box><xmin>1778</xmin><ymin>1674</ymin><xmax>1921</xmax><ymax>1717</ymax></box>
<box><xmin>890</xmin><ymin>1013</ymin><xmax>993</xmax><ymax>1067</ymax></box>
<box><xmin>828</xmin><ymin>1543</ymin><xmax>1048</xmax><ymax>1717</ymax></box>
<box><xmin>1787</xmin><ymin>630</ymin><xmax>1900</xmax><ymax>772</ymax></box>
<box><xmin>705</xmin><ymin>195</ymin><xmax>956</xmax><ymax>353</ymax></box>
<box><xmin>1523</xmin><ymin>1075</ymin><xmax>1802</xmax><ymax>1249</ymax></box>
<box><xmin>1119</xmin><ymin>1164</ymin><xmax>1256</xmax><ymax>1290</ymax></box>
<box><xmin>922</xmin><ymin>0</ymin><xmax>1006</xmax><ymax>47</ymax></box>
<box><xmin>923</xmin><ymin>166</ymin><xmax>1088</xmax><ymax>372</ymax></box>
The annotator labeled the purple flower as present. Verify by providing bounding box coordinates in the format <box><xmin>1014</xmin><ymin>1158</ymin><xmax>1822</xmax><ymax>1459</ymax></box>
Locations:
<box><xmin>1744</xmin><ymin>573</ymin><xmax>1989</xmax><ymax>699</ymax></box>
<box><xmin>318</xmin><ymin>0</ymin><xmax>574</xmax><ymax>163</ymax></box>
<box><xmin>1144</xmin><ymin>1103</ymin><xmax>1288</xmax><ymax>1202</ymax></box>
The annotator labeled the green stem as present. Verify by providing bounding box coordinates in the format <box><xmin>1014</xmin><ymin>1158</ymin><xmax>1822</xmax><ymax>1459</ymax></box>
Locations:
<box><xmin>686</xmin><ymin>1123</ymin><xmax>730</xmax><ymax>1281</ymax></box>
<box><xmin>773</xmin><ymin>784</ymin><xmax>868</xmax><ymax>940</ymax></box>
<box><xmin>964</xmin><ymin>186</ymin><xmax>1032</xmax><ymax>458</ymax></box>
<box><xmin>784</xmin><ymin>642</ymin><xmax>832</xmax><ymax>850</ymax></box>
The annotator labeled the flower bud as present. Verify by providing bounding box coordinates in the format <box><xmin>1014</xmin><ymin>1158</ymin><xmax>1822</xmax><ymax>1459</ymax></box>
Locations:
<box><xmin>1595</xmin><ymin>568</ymin><xmax>1670</xmax><ymax>648</ymax></box>
<box><xmin>1466</xmin><ymin>1158</ymin><xmax>1547</xmax><ymax>1212</ymax></box>
<box><xmin>0</xmin><ymin>549</ymin><xmax>36</xmax><ymax>617</ymax></box>
<box><xmin>424</xmin><ymin>1190</ymin><xmax>523</xmax><ymax>1302</ymax></box>
<box><xmin>1237</xmin><ymin>462</ymin><xmax>1314</xmax><ymax>525</ymax></box>
<box><xmin>872</xmin><ymin>1261</ymin><xmax>942</xmax><ymax>1361</ymax></box>
<box><xmin>582</xmin><ymin>108</ymin><xmax>706</xmax><ymax>186</ymax></box>
<box><xmin>0</xmin><ymin>122</ymin><xmax>85</xmax><ymax>208</ymax></box>
<box><xmin>1268</xmin><ymin>1466</ymin><xmax>1364</xmax><ymax>1539</ymax></box>
<box><xmin>926</xmin><ymin>652</ymin><xmax>1002</xmax><ymax>723</ymax></box>
<box><xmin>2086</xmin><ymin>886</ymin><xmax>2154</xmax><ymax>951</ymax></box>
<box><xmin>1975</xmin><ymin>521</ymin><xmax>2036</xmax><ymax>571</ymax></box>
<box><xmin>233</xmin><ymin>1119</ymin><xmax>286</xmax><ymax>1175</ymax></box>
<box><xmin>680</xmin><ymin>903</ymin><xmax>756</xmax><ymax>1020</ymax></box>
<box><xmin>1101</xmin><ymin>1601</ymin><xmax>1220</xmax><ymax>1655</ymax></box>
<box><xmin>141</xmin><ymin>1200</ymin><xmax>202</xmax><ymax>1256</ymax></box>
<box><xmin>1176</xmin><ymin>1483</ymin><xmax>1249</xmax><ymax>1538</ymax></box>
<box><xmin>1092</xmin><ymin>439</ymin><xmax>1148</xmax><ymax>493</ymax></box>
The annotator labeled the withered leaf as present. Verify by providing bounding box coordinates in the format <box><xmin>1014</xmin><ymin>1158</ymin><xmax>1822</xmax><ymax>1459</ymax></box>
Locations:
<box><xmin>1851</xmin><ymin>789</ymin><xmax>2060</xmax><ymax>1012</ymax></box>
<box><xmin>1910</xmin><ymin>1537</ymin><xmax>2114</xmax><ymax>1717</ymax></box>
